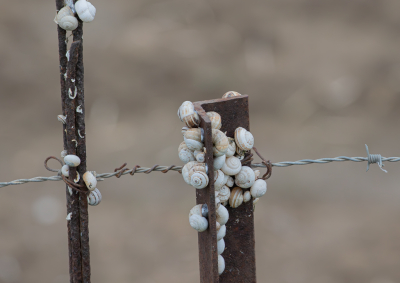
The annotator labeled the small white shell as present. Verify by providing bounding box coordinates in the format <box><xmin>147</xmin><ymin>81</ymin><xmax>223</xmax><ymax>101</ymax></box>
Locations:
<box><xmin>225</xmin><ymin>176</ymin><xmax>234</xmax><ymax>187</ymax></box>
<box><xmin>226</xmin><ymin>138</ymin><xmax>236</xmax><ymax>157</ymax></box>
<box><xmin>217</xmin><ymin>238</ymin><xmax>225</xmax><ymax>255</ymax></box>
<box><xmin>194</xmin><ymin>150</ymin><xmax>205</xmax><ymax>163</ymax></box>
<box><xmin>217</xmin><ymin>225</ymin><xmax>226</xmax><ymax>241</ymax></box>
<box><xmin>218</xmin><ymin>185</ymin><xmax>231</xmax><ymax>202</ymax></box>
<box><xmin>189</xmin><ymin>204</ymin><xmax>208</xmax><ymax>218</ymax></box>
<box><xmin>229</xmin><ymin>187</ymin><xmax>244</xmax><ymax>208</ymax></box>
<box><xmin>75</xmin><ymin>0</ymin><xmax>96</xmax><ymax>23</ymax></box>
<box><xmin>235</xmin><ymin>166</ymin><xmax>256</xmax><ymax>189</ymax></box>
<box><xmin>61</xmin><ymin>165</ymin><xmax>70</xmax><ymax>177</ymax></box>
<box><xmin>57</xmin><ymin>115</ymin><xmax>66</xmax><ymax>124</ymax></box>
<box><xmin>64</xmin><ymin>155</ymin><xmax>81</xmax><ymax>167</ymax></box>
<box><xmin>213</xmin><ymin>154</ymin><xmax>226</xmax><ymax>171</ymax></box>
<box><xmin>222</xmin><ymin>91</ymin><xmax>242</xmax><ymax>98</ymax></box>
<box><xmin>243</xmin><ymin>191</ymin><xmax>251</xmax><ymax>203</ymax></box>
<box><xmin>178</xmin><ymin>101</ymin><xmax>200</xmax><ymax>128</ymax></box>
<box><xmin>216</xmin><ymin>204</ymin><xmax>229</xmax><ymax>225</ymax></box>
<box><xmin>181</xmin><ymin>126</ymin><xmax>190</xmax><ymax>135</ymax></box>
<box><xmin>212</xmin><ymin>129</ymin><xmax>229</xmax><ymax>157</ymax></box>
<box><xmin>182</xmin><ymin>161</ymin><xmax>206</xmax><ymax>185</ymax></box>
<box><xmin>88</xmin><ymin>188</ymin><xmax>102</xmax><ymax>206</ymax></box>
<box><xmin>218</xmin><ymin>255</ymin><xmax>225</xmax><ymax>275</ymax></box>
<box><xmin>179</xmin><ymin>148</ymin><xmax>195</xmax><ymax>164</ymax></box>
<box><xmin>184</xmin><ymin>128</ymin><xmax>204</xmax><ymax>151</ymax></box>
<box><xmin>214</xmin><ymin>170</ymin><xmax>225</xmax><ymax>191</ymax></box>
<box><xmin>221</xmin><ymin>156</ymin><xmax>242</xmax><ymax>176</ymax></box>
<box><xmin>83</xmin><ymin>171</ymin><xmax>97</xmax><ymax>191</ymax></box>
<box><xmin>254</xmin><ymin>170</ymin><xmax>260</xmax><ymax>179</ymax></box>
<box><xmin>191</xmin><ymin>171</ymin><xmax>209</xmax><ymax>189</ymax></box>
<box><xmin>206</xmin><ymin>112</ymin><xmax>222</xmax><ymax>130</ymax></box>
<box><xmin>55</xmin><ymin>6</ymin><xmax>78</xmax><ymax>31</ymax></box>
<box><xmin>234</xmin><ymin>127</ymin><xmax>254</xmax><ymax>151</ymax></box>
<box><xmin>61</xmin><ymin>150</ymin><xmax>67</xmax><ymax>158</ymax></box>
<box><xmin>189</xmin><ymin>214</ymin><xmax>208</xmax><ymax>232</ymax></box>
<box><xmin>250</xmin><ymin>179</ymin><xmax>267</xmax><ymax>198</ymax></box>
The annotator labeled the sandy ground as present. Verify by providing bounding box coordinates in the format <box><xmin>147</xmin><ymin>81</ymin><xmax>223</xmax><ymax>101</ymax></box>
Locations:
<box><xmin>1</xmin><ymin>0</ymin><xmax>400</xmax><ymax>282</ymax></box>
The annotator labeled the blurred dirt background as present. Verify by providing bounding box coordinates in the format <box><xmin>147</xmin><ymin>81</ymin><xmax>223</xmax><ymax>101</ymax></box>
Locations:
<box><xmin>1</xmin><ymin>0</ymin><xmax>400</xmax><ymax>282</ymax></box>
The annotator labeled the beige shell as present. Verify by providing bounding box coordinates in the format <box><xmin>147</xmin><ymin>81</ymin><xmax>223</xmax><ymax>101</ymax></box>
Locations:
<box><xmin>217</xmin><ymin>225</ymin><xmax>226</xmax><ymax>241</ymax></box>
<box><xmin>250</xmin><ymin>179</ymin><xmax>267</xmax><ymax>198</ymax></box>
<box><xmin>191</xmin><ymin>171</ymin><xmax>209</xmax><ymax>189</ymax></box>
<box><xmin>216</xmin><ymin>203</ymin><xmax>229</xmax><ymax>225</ymax></box>
<box><xmin>189</xmin><ymin>204</ymin><xmax>208</xmax><ymax>218</ymax></box>
<box><xmin>221</xmin><ymin>156</ymin><xmax>242</xmax><ymax>176</ymax></box>
<box><xmin>64</xmin><ymin>155</ymin><xmax>81</xmax><ymax>167</ymax></box>
<box><xmin>212</xmin><ymin>129</ymin><xmax>229</xmax><ymax>157</ymax></box>
<box><xmin>218</xmin><ymin>255</ymin><xmax>225</xmax><ymax>275</ymax></box>
<box><xmin>213</xmin><ymin>154</ymin><xmax>226</xmax><ymax>171</ymax></box>
<box><xmin>214</xmin><ymin>170</ymin><xmax>225</xmax><ymax>191</ymax></box>
<box><xmin>189</xmin><ymin>215</ymin><xmax>208</xmax><ymax>232</ymax></box>
<box><xmin>218</xmin><ymin>185</ymin><xmax>231</xmax><ymax>202</ymax></box>
<box><xmin>206</xmin><ymin>112</ymin><xmax>222</xmax><ymax>130</ymax></box>
<box><xmin>243</xmin><ymin>191</ymin><xmax>251</xmax><ymax>203</ymax></box>
<box><xmin>178</xmin><ymin>101</ymin><xmax>200</xmax><ymax>128</ymax></box>
<box><xmin>229</xmin><ymin>187</ymin><xmax>244</xmax><ymax>208</ymax></box>
<box><xmin>88</xmin><ymin>188</ymin><xmax>101</xmax><ymax>206</ymax></box>
<box><xmin>226</xmin><ymin>138</ymin><xmax>236</xmax><ymax>157</ymax></box>
<box><xmin>75</xmin><ymin>0</ymin><xmax>96</xmax><ymax>23</ymax></box>
<box><xmin>83</xmin><ymin>171</ymin><xmax>97</xmax><ymax>191</ymax></box>
<box><xmin>179</xmin><ymin>148</ymin><xmax>195</xmax><ymax>164</ymax></box>
<box><xmin>216</xmin><ymin>221</ymin><xmax>221</xmax><ymax>232</ymax></box>
<box><xmin>54</xmin><ymin>6</ymin><xmax>78</xmax><ymax>31</ymax></box>
<box><xmin>254</xmin><ymin>170</ymin><xmax>260</xmax><ymax>179</ymax></box>
<box><xmin>225</xmin><ymin>176</ymin><xmax>234</xmax><ymax>187</ymax></box>
<box><xmin>181</xmin><ymin>126</ymin><xmax>190</xmax><ymax>135</ymax></box>
<box><xmin>194</xmin><ymin>150</ymin><xmax>205</xmax><ymax>163</ymax></box>
<box><xmin>235</xmin><ymin>166</ymin><xmax>256</xmax><ymax>189</ymax></box>
<box><xmin>57</xmin><ymin>115</ymin><xmax>66</xmax><ymax>124</ymax></box>
<box><xmin>222</xmin><ymin>91</ymin><xmax>242</xmax><ymax>98</ymax></box>
<box><xmin>74</xmin><ymin>172</ymin><xmax>80</xmax><ymax>183</ymax></box>
<box><xmin>61</xmin><ymin>165</ymin><xmax>70</xmax><ymax>177</ymax></box>
<box><xmin>184</xmin><ymin>128</ymin><xmax>204</xmax><ymax>151</ymax></box>
<box><xmin>182</xmin><ymin>161</ymin><xmax>206</xmax><ymax>185</ymax></box>
<box><xmin>234</xmin><ymin>127</ymin><xmax>254</xmax><ymax>151</ymax></box>
<box><xmin>217</xmin><ymin>239</ymin><xmax>225</xmax><ymax>255</ymax></box>
<box><xmin>253</xmin><ymin>198</ymin><xmax>260</xmax><ymax>205</ymax></box>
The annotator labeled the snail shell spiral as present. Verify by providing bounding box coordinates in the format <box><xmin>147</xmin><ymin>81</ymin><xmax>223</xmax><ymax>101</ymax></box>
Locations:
<box><xmin>191</xmin><ymin>171</ymin><xmax>209</xmax><ymax>189</ymax></box>
<box><xmin>229</xmin><ymin>187</ymin><xmax>244</xmax><ymax>208</ymax></box>
<box><xmin>206</xmin><ymin>111</ymin><xmax>222</xmax><ymax>130</ymax></box>
<box><xmin>88</xmin><ymin>188</ymin><xmax>102</xmax><ymax>206</ymax></box>
<box><xmin>235</xmin><ymin>166</ymin><xmax>256</xmax><ymax>189</ymax></box>
<box><xmin>221</xmin><ymin>156</ymin><xmax>242</xmax><ymax>176</ymax></box>
<box><xmin>234</xmin><ymin>127</ymin><xmax>254</xmax><ymax>151</ymax></box>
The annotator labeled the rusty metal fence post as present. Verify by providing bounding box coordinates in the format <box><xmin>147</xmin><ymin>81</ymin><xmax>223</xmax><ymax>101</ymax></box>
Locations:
<box><xmin>194</xmin><ymin>95</ymin><xmax>256</xmax><ymax>283</ymax></box>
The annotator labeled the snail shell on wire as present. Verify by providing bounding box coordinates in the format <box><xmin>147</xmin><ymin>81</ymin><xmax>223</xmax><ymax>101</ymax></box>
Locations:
<box><xmin>83</xmin><ymin>171</ymin><xmax>97</xmax><ymax>191</ymax></box>
<box><xmin>194</xmin><ymin>150</ymin><xmax>205</xmax><ymax>163</ymax></box>
<box><xmin>64</xmin><ymin>155</ymin><xmax>81</xmax><ymax>167</ymax></box>
<box><xmin>184</xmin><ymin>128</ymin><xmax>204</xmax><ymax>151</ymax></box>
<box><xmin>217</xmin><ymin>225</ymin><xmax>226</xmax><ymax>241</ymax></box>
<box><xmin>178</xmin><ymin>101</ymin><xmax>200</xmax><ymax>128</ymax></box>
<box><xmin>218</xmin><ymin>185</ymin><xmax>231</xmax><ymax>202</ymax></box>
<box><xmin>222</xmin><ymin>91</ymin><xmax>242</xmax><ymax>98</ymax></box>
<box><xmin>225</xmin><ymin>176</ymin><xmax>234</xmax><ymax>187</ymax></box>
<box><xmin>189</xmin><ymin>204</ymin><xmax>208</xmax><ymax>218</ymax></box>
<box><xmin>54</xmin><ymin>6</ymin><xmax>78</xmax><ymax>31</ymax></box>
<box><xmin>250</xmin><ymin>179</ymin><xmax>267</xmax><ymax>198</ymax></box>
<box><xmin>221</xmin><ymin>156</ymin><xmax>242</xmax><ymax>176</ymax></box>
<box><xmin>243</xmin><ymin>190</ymin><xmax>251</xmax><ymax>203</ymax></box>
<box><xmin>191</xmin><ymin>171</ymin><xmax>209</xmax><ymax>189</ymax></box>
<box><xmin>235</xmin><ymin>127</ymin><xmax>254</xmax><ymax>151</ymax></box>
<box><xmin>182</xmin><ymin>161</ymin><xmax>206</xmax><ymax>185</ymax></box>
<box><xmin>214</xmin><ymin>170</ymin><xmax>225</xmax><ymax>191</ymax></box>
<box><xmin>88</xmin><ymin>188</ymin><xmax>102</xmax><ymax>206</ymax></box>
<box><xmin>61</xmin><ymin>165</ymin><xmax>70</xmax><ymax>177</ymax></box>
<box><xmin>226</xmin><ymin>138</ymin><xmax>236</xmax><ymax>157</ymax></box>
<box><xmin>212</xmin><ymin>129</ymin><xmax>228</xmax><ymax>157</ymax></box>
<box><xmin>217</xmin><ymin>238</ymin><xmax>225</xmax><ymax>255</ymax></box>
<box><xmin>218</xmin><ymin>255</ymin><xmax>225</xmax><ymax>275</ymax></box>
<box><xmin>206</xmin><ymin>112</ymin><xmax>222</xmax><ymax>130</ymax></box>
<box><xmin>189</xmin><ymin>214</ymin><xmax>208</xmax><ymax>232</ymax></box>
<box><xmin>216</xmin><ymin>204</ymin><xmax>229</xmax><ymax>225</ymax></box>
<box><xmin>229</xmin><ymin>187</ymin><xmax>244</xmax><ymax>208</ymax></box>
<box><xmin>235</xmin><ymin>166</ymin><xmax>256</xmax><ymax>189</ymax></box>
<box><xmin>75</xmin><ymin>0</ymin><xmax>96</xmax><ymax>23</ymax></box>
<box><xmin>214</xmin><ymin>154</ymin><xmax>226</xmax><ymax>171</ymax></box>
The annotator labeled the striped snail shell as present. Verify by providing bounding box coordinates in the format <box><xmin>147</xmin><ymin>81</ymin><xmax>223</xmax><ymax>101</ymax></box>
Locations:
<box><xmin>191</xmin><ymin>171</ymin><xmax>209</xmax><ymax>189</ymax></box>
<box><xmin>218</xmin><ymin>185</ymin><xmax>231</xmax><ymax>202</ymax></box>
<box><xmin>250</xmin><ymin>179</ymin><xmax>267</xmax><ymax>198</ymax></box>
<box><xmin>184</xmin><ymin>128</ymin><xmax>204</xmax><ymax>151</ymax></box>
<box><xmin>229</xmin><ymin>187</ymin><xmax>244</xmax><ymax>208</ymax></box>
<box><xmin>216</xmin><ymin>204</ymin><xmax>229</xmax><ymax>225</ymax></box>
<box><xmin>222</xmin><ymin>91</ymin><xmax>242</xmax><ymax>98</ymax></box>
<box><xmin>218</xmin><ymin>255</ymin><xmax>225</xmax><ymax>275</ymax></box>
<box><xmin>189</xmin><ymin>214</ymin><xmax>208</xmax><ymax>232</ymax></box>
<box><xmin>214</xmin><ymin>170</ymin><xmax>225</xmax><ymax>191</ymax></box>
<box><xmin>182</xmin><ymin>161</ymin><xmax>207</xmax><ymax>185</ymax></box>
<box><xmin>178</xmin><ymin>101</ymin><xmax>200</xmax><ymax>128</ymax></box>
<box><xmin>178</xmin><ymin>141</ymin><xmax>195</xmax><ymax>164</ymax></box>
<box><xmin>217</xmin><ymin>238</ymin><xmax>225</xmax><ymax>255</ymax></box>
<box><xmin>75</xmin><ymin>0</ymin><xmax>96</xmax><ymax>23</ymax></box>
<box><xmin>221</xmin><ymin>156</ymin><xmax>242</xmax><ymax>176</ymax></box>
<box><xmin>217</xmin><ymin>225</ymin><xmax>226</xmax><ymax>241</ymax></box>
<box><xmin>235</xmin><ymin>166</ymin><xmax>256</xmax><ymax>189</ymax></box>
<box><xmin>226</xmin><ymin>137</ymin><xmax>236</xmax><ymax>157</ymax></box>
<box><xmin>243</xmin><ymin>190</ymin><xmax>251</xmax><ymax>203</ymax></box>
<box><xmin>88</xmin><ymin>188</ymin><xmax>102</xmax><ymax>206</ymax></box>
<box><xmin>234</xmin><ymin>127</ymin><xmax>254</xmax><ymax>151</ymax></box>
<box><xmin>212</xmin><ymin>129</ymin><xmax>228</xmax><ymax>157</ymax></box>
<box><xmin>206</xmin><ymin>111</ymin><xmax>222</xmax><ymax>130</ymax></box>
<box><xmin>54</xmin><ymin>6</ymin><xmax>78</xmax><ymax>31</ymax></box>
<box><xmin>213</xmin><ymin>154</ymin><xmax>226</xmax><ymax>171</ymax></box>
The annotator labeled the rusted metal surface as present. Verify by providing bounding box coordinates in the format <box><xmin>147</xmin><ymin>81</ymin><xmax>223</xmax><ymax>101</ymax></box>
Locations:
<box><xmin>194</xmin><ymin>95</ymin><xmax>256</xmax><ymax>283</ymax></box>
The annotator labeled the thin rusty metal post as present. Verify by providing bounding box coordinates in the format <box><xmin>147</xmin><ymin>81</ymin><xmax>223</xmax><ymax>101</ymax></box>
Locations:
<box><xmin>194</xmin><ymin>95</ymin><xmax>256</xmax><ymax>283</ymax></box>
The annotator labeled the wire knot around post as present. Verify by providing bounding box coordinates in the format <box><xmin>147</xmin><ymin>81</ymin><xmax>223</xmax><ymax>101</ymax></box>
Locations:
<box><xmin>365</xmin><ymin>144</ymin><xmax>387</xmax><ymax>173</ymax></box>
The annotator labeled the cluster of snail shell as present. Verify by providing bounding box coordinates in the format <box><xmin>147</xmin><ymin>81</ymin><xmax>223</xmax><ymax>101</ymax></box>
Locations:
<box><xmin>60</xmin><ymin>150</ymin><xmax>101</xmax><ymax>206</ymax></box>
<box><xmin>54</xmin><ymin>0</ymin><xmax>96</xmax><ymax>31</ymax></box>
<box><xmin>178</xmin><ymin>91</ymin><xmax>268</xmax><ymax>276</ymax></box>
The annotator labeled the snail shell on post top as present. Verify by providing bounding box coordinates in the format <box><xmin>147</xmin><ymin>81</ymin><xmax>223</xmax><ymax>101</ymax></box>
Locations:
<box><xmin>83</xmin><ymin>171</ymin><xmax>97</xmax><ymax>191</ymax></box>
<box><xmin>178</xmin><ymin>101</ymin><xmax>200</xmax><ymax>128</ymax></box>
<box><xmin>75</xmin><ymin>0</ymin><xmax>96</xmax><ymax>23</ymax></box>
<box><xmin>213</xmin><ymin>154</ymin><xmax>226</xmax><ymax>171</ymax></box>
<box><xmin>54</xmin><ymin>6</ymin><xmax>78</xmax><ymax>31</ymax></box>
<box><xmin>243</xmin><ymin>190</ymin><xmax>251</xmax><ymax>203</ymax></box>
<box><xmin>189</xmin><ymin>214</ymin><xmax>208</xmax><ymax>232</ymax></box>
<box><xmin>229</xmin><ymin>187</ymin><xmax>244</xmax><ymax>208</ymax></box>
<box><xmin>226</xmin><ymin>137</ymin><xmax>236</xmax><ymax>157</ymax></box>
<box><xmin>216</xmin><ymin>204</ymin><xmax>229</xmax><ymax>225</ymax></box>
<box><xmin>218</xmin><ymin>255</ymin><xmax>225</xmax><ymax>275</ymax></box>
<box><xmin>218</xmin><ymin>185</ymin><xmax>231</xmax><ymax>202</ymax></box>
<box><xmin>251</xmin><ymin>179</ymin><xmax>267</xmax><ymax>198</ymax></box>
<box><xmin>88</xmin><ymin>188</ymin><xmax>102</xmax><ymax>206</ymax></box>
<box><xmin>217</xmin><ymin>225</ymin><xmax>226</xmax><ymax>241</ymax></box>
<box><xmin>235</xmin><ymin>127</ymin><xmax>254</xmax><ymax>151</ymax></box>
<box><xmin>222</xmin><ymin>91</ymin><xmax>242</xmax><ymax>98</ymax></box>
<box><xmin>221</xmin><ymin>156</ymin><xmax>242</xmax><ymax>176</ymax></box>
<box><xmin>184</xmin><ymin>128</ymin><xmax>204</xmax><ymax>151</ymax></box>
<box><xmin>206</xmin><ymin>111</ymin><xmax>222</xmax><ymax>130</ymax></box>
<box><xmin>64</xmin><ymin>155</ymin><xmax>81</xmax><ymax>167</ymax></box>
<box><xmin>191</xmin><ymin>171</ymin><xmax>209</xmax><ymax>189</ymax></box>
<box><xmin>212</xmin><ymin>129</ymin><xmax>228</xmax><ymax>157</ymax></box>
<box><xmin>214</xmin><ymin>170</ymin><xmax>225</xmax><ymax>191</ymax></box>
<box><xmin>235</xmin><ymin>166</ymin><xmax>256</xmax><ymax>189</ymax></box>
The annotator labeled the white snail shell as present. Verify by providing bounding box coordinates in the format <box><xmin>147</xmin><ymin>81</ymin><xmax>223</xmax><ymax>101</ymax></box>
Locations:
<box><xmin>75</xmin><ymin>0</ymin><xmax>96</xmax><ymax>23</ymax></box>
<box><xmin>218</xmin><ymin>255</ymin><xmax>225</xmax><ymax>275</ymax></box>
<box><xmin>215</xmin><ymin>196</ymin><xmax>221</xmax><ymax>209</ymax></box>
<box><xmin>182</xmin><ymin>161</ymin><xmax>206</xmax><ymax>185</ymax></box>
<box><xmin>189</xmin><ymin>204</ymin><xmax>208</xmax><ymax>218</ymax></box>
<box><xmin>88</xmin><ymin>188</ymin><xmax>102</xmax><ymax>206</ymax></box>
<box><xmin>225</xmin><ymin>176</ymin><xmax>234</xmax><ymax>187</ymax></box>
<box><xmin>83</xmin><ymin>171</ymin><xmax>97</xmax><ymax>191</ymax></box>
<box><xmin>254</xmin><ymin>170</ymin><xmax>260</xmax><ymax>179</ymax></box>
<box><xmin>222</xmin><ymin>91</ymin><xmax>242</xmax><ymax>98</ymax></box>
<box><xmin>57</xmin><ymin>115</ymin><xmax>67</xmax><ymax>124</ymax></box>
<box><xmin>217</xmin><ymin>238</ymin><xmax>225</xmax><ymax>255</ymax></box>
<box><xmin>64</xmin><ymin>155</ymin><xmax>81</xmax><ymax>167</ymax></box>
<box><xmin>189</xmin><ymin>214</ymin><xmax>208</xmax><ymax>232</ymax></box>
<box><xmin>54</xmin><ymin>6</ymin><xmax>78</xmax><ymax>31</ymax></box>
<box><xmin>253</xmin><ymin>197</ymin><xmax>260</xmax><ymax>205</ymax></box>
<box><xmin>243</xmin><ymin>190</ymin><xmax>251</xmax><ymax>203</ymax></box>
<box><xmin>221</xmin><ymin>156</ymin><xmax>242</xmax><ymax>176</ymax></box>
<box><xmin>216</xmin><ymin>204</ymin><xmax>229</xmax><ymax>225</ymax></box>
<box><xmin>191</xmin><ymin>171</ymin><xmax>209</xmax><ymax>189</ymax></box>
<box><xmin>218</xmin><ymin>185</ymin><xmax>231</xmax><ymax>202</ymax></box>
<box><xmin>178</xmin><ymin>101</ymin><xmax>200</xmax><ymax>128</ymax></box>
<box><xmin>206</xmin><ymin>112</ymin><xmax>222</xmax><ymax>130</ymax></box>
<box><xmin>214</xmin><ymin>170</ymin><xmax>225</xmax><ymax>191</ymax></box>
<box><xmin>250</xmin><ymin>179</ymin><xmax>267</xmax><ymax>198</ymax></box>
<box><xmin>229</xmin><ymin>187</ymin><xmax>244</xmax><ymax>208</ymax></box>
<box><xmin>61</xmin><ymin>165</ymin><xmax>70</xmax><ymax>177</ymax></box>
<box><xmin>226</xmin><ymin>137</ymin><xmax>236</xmax><ymax>157</ymax></box>
<box><xmin>213</xmin><ymin>154</ymin><xmax>226</xmax><ymax>171</ymax></box>
<box><xmin>216</xmin><ymin>221</ymin><xmax>221</xmax><ymax>232</ymax></box>
<box><xmin>234</xmin><ymin>127</ymin><xmax>254</xmax><ymax>151</ymax></box>
<box><xmin>217</xmin><ymin>225</ymin><xmax>226</xmax><ymax>241</ymax></box>
<box><xmin>194</xmin><ymin>150</ymin><xmax>205</xmax><ymax>163</ymax></box>
<box><xmin>184</xmin><ymin>128</ymin><xmax>204</xmax><ymax>151</ymax></box>
<box><xmin>61</xmin><ymin>150</ymin><xmax>67</xmax><ymax>158</ymax></box>
<box><xmin>212</xmin><ymin>129</ymin><xmax>229</xmax><ymax>157</ymax></box>
<box><xmin>235</xmin><ymin>166</ymin><xmax>256</xmax><ymax>189</ymax></box>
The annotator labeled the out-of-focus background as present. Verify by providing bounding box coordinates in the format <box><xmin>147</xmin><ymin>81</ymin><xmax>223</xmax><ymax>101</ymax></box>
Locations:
<box><xmin>1</xmin><ymin>0</ymin><xmax>400</xmax><ymax>282</ymax></box>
